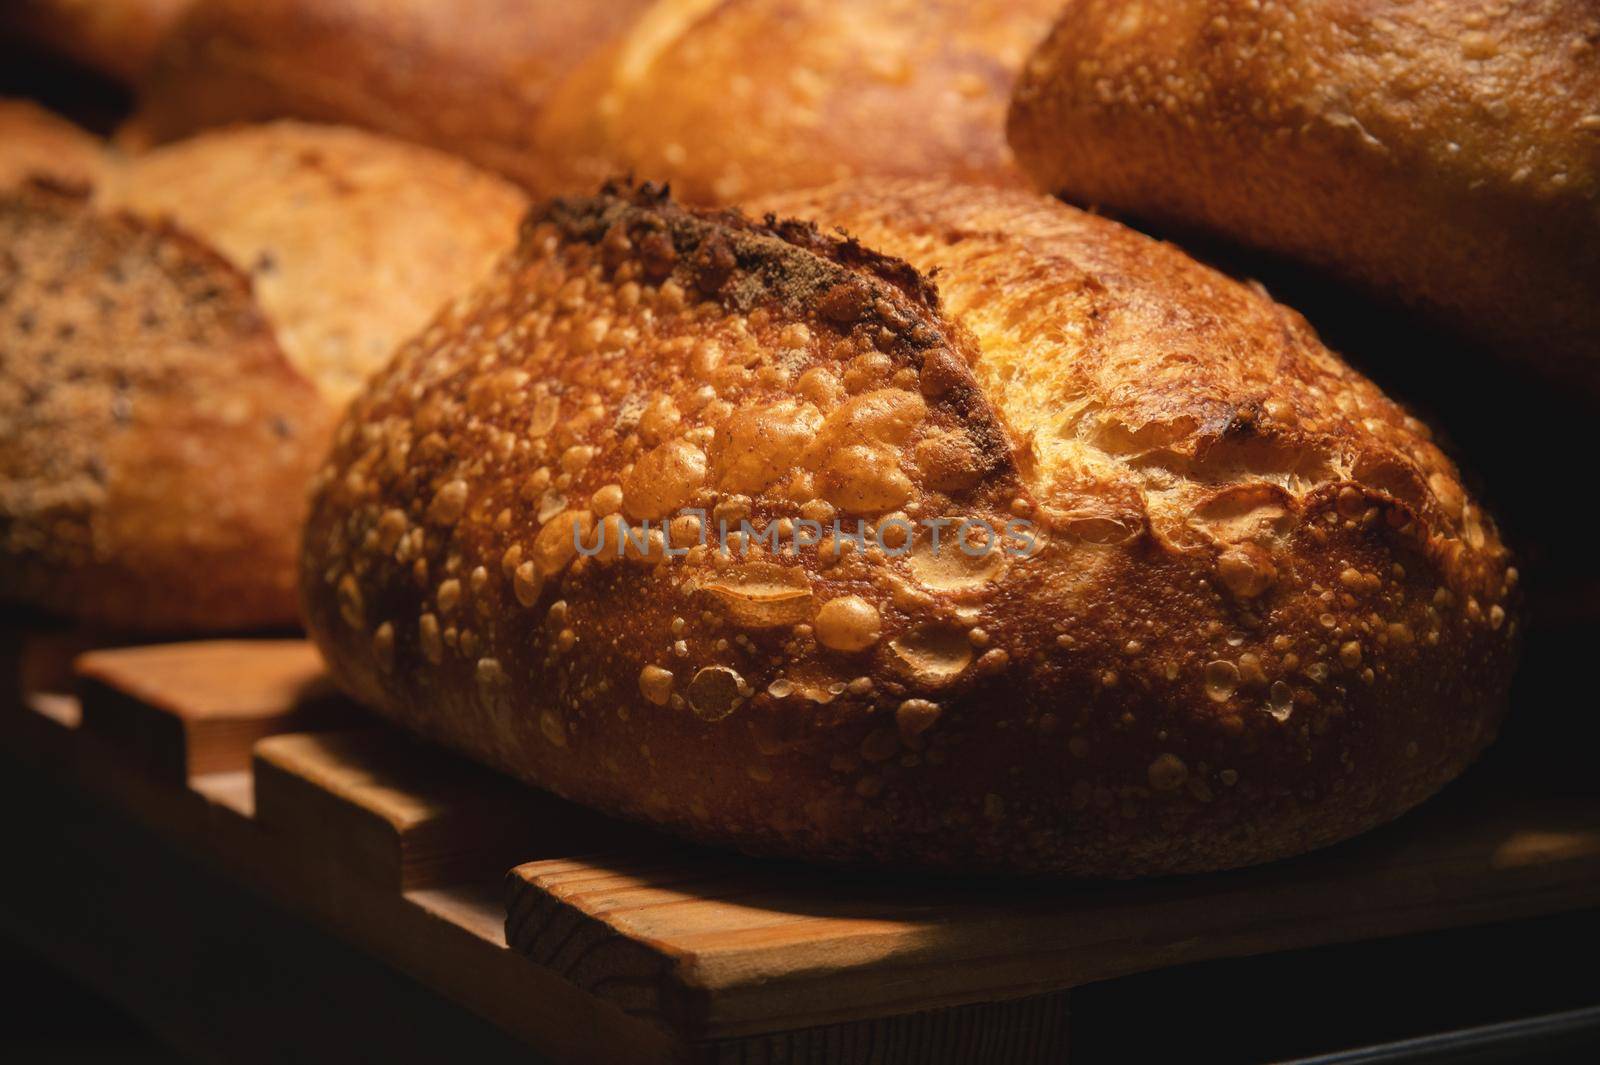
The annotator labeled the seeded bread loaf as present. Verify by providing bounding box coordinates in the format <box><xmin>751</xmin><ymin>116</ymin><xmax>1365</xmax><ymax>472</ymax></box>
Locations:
<box><xmin>96</xmin><ymin>122</ymin><xmax>529</xmax><ymax>403</ymax></box>
<box><xmin>130</xmin><ymin>0</ymin><xmax>1059</xmax><ymax>203</ymax></box>
<box><xmin>300</xmin><ymin>181</ymin><xmax>1517</xmax><ymax>877</ymax></box>
<box><xmin>0</xmin><ymin>99</ymin><xmax>106</xmax><ymax>190</ymax></box>
<box><xmin>0</xmin><ymin>122</ymin><xmax>526</xmax><ymax>632</ymax></box>
<box><xmin>1007</xmin><ymin>0</ymin><xmax>1600</xmax><ymax>387</ymax></box>
<box><xmin>1</xmin><ymin>182</ymin><xmax>325</xmax><ymax>631</ymax></box>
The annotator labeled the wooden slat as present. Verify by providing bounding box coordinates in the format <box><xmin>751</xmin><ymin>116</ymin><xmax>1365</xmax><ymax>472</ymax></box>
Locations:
<box><xmin>50</xmin><ymin>637</ymin><xmax>1078</xmax><ymax>1060</ymax></box>
<box><xmin>253</xmin><ymin>729</ymin><xmax>646</xmax><ymax>891</ymax></box>
<box><xmin>0</xmin><ymin>758</ymin><xmax>561</xmax><ymax>1065</ymax></box>
<box><xmin>14</xmin><ymin>634</ymin><xmax>1600</xmax><ymax>1064</ymax></box>
<box><xmin>1</xmin><ymin>617</ymin><xmax>97</xmax><ymax>719</ymax></box>
<box><xmin>17</xmin><ymin>625</ymin><xmax>97</xmax><ymax>702</ymax></box>
<box><xmin>76</xmin><ymin>640</ymin><xmax>352</xmax><ymax>781</ymax></box>
<box><xmin>507</xmin><ymin>787</ymin><xmax>1600</xmax><ymax>1045</ymax></box>
<box><xmin>1</xmin><ymin>646</ymin><xmax>678</xmax><ymax>1065</ymax></box>
<box><xmin>697</xmin><ymin>991</ymin><xmax>1072</xmax><ymax>1065</ymax></box>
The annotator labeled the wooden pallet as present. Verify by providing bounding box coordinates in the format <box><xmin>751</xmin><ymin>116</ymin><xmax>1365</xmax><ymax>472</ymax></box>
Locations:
<box><xmin>4</xmin><ymin>636</ymin><xmax>1600</xmax><ymax>1064</ymax></box>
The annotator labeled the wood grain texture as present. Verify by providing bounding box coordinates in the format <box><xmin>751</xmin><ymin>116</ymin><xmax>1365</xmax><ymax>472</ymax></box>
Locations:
<box><xmin>77</xmin><ymin>639</ymin><xmax>351</xmax><ymax>781</ymax></box>
<box><xmin>9</xmin><ymin>635</ymin><xmax>1599</xmax><ymax>1064</ymax></box>
<box><xmin>254</xmin><ymin>729</ymin><xmax>647</xmax><ymax>890</ymax></box>
<box><xmin>507</xmin><ymin>786</ymin><xmax>1600</xmax><ymax>1043</ymax></box>
<box><xmin>695</xmin><ymin>991</ymin><xmax>1072</xmax><ymax>1065</ymax></box>
<box><xmin>0</xmin><ymin>758</ymin><xmax>549</xmax><ymax>1065</ymax></box>
<box><xmin>23</xmin><ymin>640</ymin><xmax>678</xmax><ymax>1064</ymax></box>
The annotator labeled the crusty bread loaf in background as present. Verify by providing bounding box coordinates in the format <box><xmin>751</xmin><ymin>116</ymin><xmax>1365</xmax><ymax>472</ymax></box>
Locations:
<box><xmin>1007</xmin><ymin>0</ymin><xmax>1600</xmax><ymax>388</ymax></box>
<box><xmin>1</xmin><ymin>0</ymin><xmax>194</xmax><ymax>83</ymax></box>
<box><xmin>1</xmin><ymin>122</ymin><xmax>527</xmax><ymax>632</ymax></box>
<box><xmin>129</xmin><ymin>0</ymin><xmax>1060</xmax><ymax>202</ymax></box>
<box><xmin>533</xmin><ymin>0</ymin><xmax>1063</xmax><ymax>202</ymax></box>
<box><xmin>301</xmin><ymin>180</ymin><xmax>1516</xmax><ymax>877</ymax></box>
<box><xmin>127</xmin><ymin>0</ymin><xmax>657</xmax><ymax>178</ymax></box>
<box><xmin>96</xmin><ymin>122</ymin><xmax>529</xmax><ymax>402</ymax></box>
<box><xmin>1</xmin><ymin>183</ymin><xmax>324</xmax><ymax>631</ymax></box>
<box><xmin>0</xmin><ymin>99</ymin><xmax>106</xmax><ymax>189</ymax></box>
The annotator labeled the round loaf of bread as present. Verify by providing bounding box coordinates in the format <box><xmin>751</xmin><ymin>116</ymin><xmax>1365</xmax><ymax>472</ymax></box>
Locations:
<box><xmin>1</xmin><ymin>182</ymin><xmax>326</xmax><ymax>631</ymax></box>
<box><xmin>0</xmin><ymin>99</ymin><xmax>106</xmax><ymax>190</ymax></box>
<box><xmin>97</xmin><ymin>122</ymin><xmax>529</xmax><ymax>403</ymax></box>
<box><xmin>1007</xmin><ymin>0</ymin><xmax>1600</xmax><ymax>387</ymax></box>
<box><xmin>301</xmin><ymin>181</ymin><xmax>1517</xmax><ymax>876</ymax></box>
<box><xmin>0</xmin><ymin>121</ymin><xmax>525</xmax><ymax>632</ymax></box>
<box><xmin>533</xmin><ymin>0</ymin><xmax>1063</xmax><ymax>202</ymax></box>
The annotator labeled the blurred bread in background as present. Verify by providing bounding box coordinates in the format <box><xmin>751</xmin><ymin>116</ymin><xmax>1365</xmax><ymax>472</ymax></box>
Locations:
<box><xmin>0</xmin><ymin>119</ymin><xmax>527</xmax><ymax>632</ymax></box>
<box><xmin>1</xmin><ymin>182</ymin><xmax>330</xmax><ymax>633</ymax></box>
<box><xmin>96</xmin><ymin>122</ymin><xmax>529</xmax><ymax>402</ymax></box>
<box><xmin>129</xmin><ymin>0</ymin><xmax>1060</xmax><ymax>202</ymax></box>
<box><xmin>2</xmin><ymin>0</ymin><xmax>194</xmax><ymax>84</ymax></box>
<box><xmin>532</xmin><ymin>0</ymin><xmax>1063</xmax><ymax>202</ymax></box>
<box><xmin>1008</xmin><ymin>0</ymin><xmax>1600</xmax><ymax>389</ymax></box>
<box><xmin>0</xmin><ymin>98</ymin><xmax>106</xmax><ymax>188</ymax></box>
<box><xmin>126</xmin><ymin>0</ymin><xmax>657</xmax><ymax>178</ymax></box>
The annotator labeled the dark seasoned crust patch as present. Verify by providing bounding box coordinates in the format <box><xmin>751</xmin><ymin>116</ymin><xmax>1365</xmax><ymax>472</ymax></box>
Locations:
<box><xmin>0</xmin><ymin>182</ymin><xmax>330</xmax><ymax>631</ymax></box>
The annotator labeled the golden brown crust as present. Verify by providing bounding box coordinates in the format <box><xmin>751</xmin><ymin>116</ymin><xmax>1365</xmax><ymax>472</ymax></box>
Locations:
<box><xmin>0</xmin><ymin>183</ymin><xmax>326</xmax><ymax>631</ymax></box>
<box><xmin>1007</xmin><ymin>0</ymin><xmax>1600</xmax><ymax>387</ymax></box>
<box><xmin>3</xmin><ymin>0</ymin><xmax>193</xmax><ymax>83</ymax></box>
<box><xmin>2</xmin><ymin>122</ymin><xmax>526</xmax><ymax>632</ymax></box>
<box><xmin>533</xmin><ymin>0</ymin><xmax>1063</xmax><ymax>203</ymax></box>
<box><xmin>302</xmin><ymin>180</ymin><xmax>1518</xmax><ymax>876</ymax></box>
<box><xmin>130</xmin><ymin>0</ymin><xmax>656</xmax><ymax>184</ymax></box>
<box><xmin>0</xmin><ymin>99</ymin><xmax>108</xmax><ymax>191</ymax></box>
<box><xmin>97</xmin><ymin>121</ymin><xmax>529</xmax><ymax>403</ymax></box>
<box><xmin>130</xmin><ymin>0</ymin><xmax>1058</xmax><ymax>203</ymax></box>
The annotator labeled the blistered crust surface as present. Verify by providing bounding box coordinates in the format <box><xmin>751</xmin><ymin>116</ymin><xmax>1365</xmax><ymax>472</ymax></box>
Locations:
<box><xmin>306</xmin><ymin>182</ymin><xmax>1519</xmax><ymax>876</ymax></box>
<box><xmin>303</xmin><ymin>182</ymin><xmax>1026</xmax><ymax>837</ymax></box>
<box><xmin>0</xmin><ymin>184</ymin><xmax>329</xmax><ymax>631</ymax></box>
<box><xmin>756</xmin><ymin>182</ymin><xmax>1505</xmax><ymax>557</ymax></box>
<box><xmin>1007</xmin><ymin>0</ymin><xmax>1600</xmax><ymax>382</ymax></box>
<box><xmin>98</xmin><ymin>121</ymin><xmax>528</xmax><ymax>402</ymax></box>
